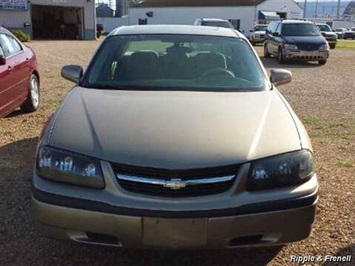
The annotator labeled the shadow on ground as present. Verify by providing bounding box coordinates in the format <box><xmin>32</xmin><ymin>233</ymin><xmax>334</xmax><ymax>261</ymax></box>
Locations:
<box><xmin>323</xmin><ymin>244</ymin><xmax>355</xmax><ymax>266</ymax></box>
<box><xmin>0</xmin><ymin>138</ymin><xmax>282</xmax><ymax>266</ymax></box>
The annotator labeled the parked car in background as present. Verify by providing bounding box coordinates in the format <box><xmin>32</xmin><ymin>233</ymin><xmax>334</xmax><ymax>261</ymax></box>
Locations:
<box><xmin>249</xmin><ymin>24</ymin><xmax>268</xmax><ymax>46</ymax></box>
<box><xmin>344</xmin><ymin>27</ymin><xmax>355</xmax><ymax>39</ymax></box>
<box><xmin>315</xmin><ymin>23</ymin><xmax>337</xmax><ymax>49</ymax></box>
<box><xmin>0</xmin><ymin>27</ymin><xmax>40</xmax><ymax>118</ymax></box>
<box><xmin>334</xmin><ymin>28</ymin><xmax>347</xmax><ymax>39</ymax></box>
<box><xmin>264</xmin><ymin>20</ymin><xmax>329</xmax><ymax>65</ymax></box>
<box><xmin>32</xmin><ymin>25</ymin><xmax>318</xmax><ymax>249</ymax></box>
<box><xmin>194</xmin><ymin>18</ymin><xmax>234</xmax><ymax>29</ymax></box>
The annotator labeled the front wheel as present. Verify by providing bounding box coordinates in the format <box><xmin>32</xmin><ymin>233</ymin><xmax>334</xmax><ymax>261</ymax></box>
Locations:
<box><xmin>318</xmin><ymin>59</ymin><xmax>327</xmax><ymax>65</ymax></box>
<box><xmin>21</xmin><ymin>74</ymin><xmax>40</xmax><ymax>113</ymax></box>
<box><xmin>278</xmin><ymin>48</ymin><xmax>285</xmax><ymax>64</ymax></box>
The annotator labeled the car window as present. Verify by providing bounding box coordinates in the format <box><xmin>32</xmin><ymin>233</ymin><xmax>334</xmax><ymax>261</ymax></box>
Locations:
<box><xmin>254</xmin><ymin>25</ymin><xmax>267</xmax><ymax>31</ymax></box>
<box><xmin>282</xmin><ymin>24</ymin><xmax>320</xmax><ymax>36</ymax></box>
<box><xmin>275</xmin><ymin>23</ymin><xmax>281</xmax><ymax>35</ymax></box>
<box><xmin>0</xmin><ymin>43</ymin><xmax>4</xmax><ymax>56</ymax></box>
<box><xmin>316</xmin><ymin>24</ymin><xmax>331</xmax><ymax>32</ymax></box>
<box><xmin>266</xmin><ymin>22</ymin><xmax>278</xmax><ymax>34</ymax></box>
<box><xmin>0</xmin><ymin>34</ymin><xmax>22</xmax><ymax>57</ymax></box>
<box><xmin>82</xmin><ymin>34</ymin><xmax>268</xmax><ymax>92</ymax></box>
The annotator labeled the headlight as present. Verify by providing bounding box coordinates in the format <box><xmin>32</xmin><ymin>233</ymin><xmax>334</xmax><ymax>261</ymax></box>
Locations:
<box><xmin>37</xmin><ymin>146</ymin><xmax>105</xmax><ymax>189</ymax></box>
<box><xmin>283</xmin><ymin>44</ymin><xmax>298</xmax><ymax>50</ymax></box>
<box><xmin>247</xmin><ymin>150</ymin><xmax>314</xmax><ymax>191</ymax></box>
<box><xmin>319</xmin><ymin>43</ymin><xmax>329</xmax><ymax>51</ymax></box>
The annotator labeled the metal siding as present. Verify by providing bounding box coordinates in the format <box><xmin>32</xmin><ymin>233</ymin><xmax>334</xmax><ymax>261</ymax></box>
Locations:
<box><xmin>129</xmin><ymin>6</ymin><xmax>255</xmax><ymax>34</ymax></box>
<box><xmin>257</xmin><ymin>0</ymin><xmax>304</xmax><ymax>19</ymax></box>
<box><xmin>0</xmin><ymin>10</ymin><xmax>31</xmax><ymax>28</ymax></box>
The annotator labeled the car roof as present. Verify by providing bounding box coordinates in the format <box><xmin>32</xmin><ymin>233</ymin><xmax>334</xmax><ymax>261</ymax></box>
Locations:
<box><xmin>110</xmin><ymin>25</ymin><xmax>242</xmax><ymax>38</ymax></box>
<box><xmin>0</xmin><ymin>26</ymin><xmax>12</xmax><ymax>35</ymax></box>
<box><xmin>200</xmin><ymin>18</ymin><xmax>229</xmax><ymax>22</ymax></box>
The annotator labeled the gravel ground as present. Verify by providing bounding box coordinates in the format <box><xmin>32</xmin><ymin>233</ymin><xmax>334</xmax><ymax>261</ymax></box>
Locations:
<box><xmin>0</xmin><ymin>41</ymin><xmax>354</xmax><ymax>266</ymax></box>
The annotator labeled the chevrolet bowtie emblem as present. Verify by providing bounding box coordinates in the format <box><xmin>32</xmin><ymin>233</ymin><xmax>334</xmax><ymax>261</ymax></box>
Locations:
<box><xmin>164</xmin><ymin>179</ymin><xmax>187</xmax><ymax>190</ymax></box>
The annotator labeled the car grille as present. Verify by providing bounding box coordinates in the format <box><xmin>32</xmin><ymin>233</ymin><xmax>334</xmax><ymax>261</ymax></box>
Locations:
<box><xmin>297</xmin><ymin>43</ymin><xmax>321</xmax><ymax>51</ymax></box>
<box><xmin>112</xmin><ymin>163</ymin><xmax>240</xmax><ymax>197</ymax></box>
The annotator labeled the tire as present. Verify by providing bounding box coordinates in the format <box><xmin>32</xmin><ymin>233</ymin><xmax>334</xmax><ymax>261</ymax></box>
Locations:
<box><xmin>21</xmin><ymin>74</ymin><xmax>40</xmax><ymax>113</ymax></box>
<box><xmin>264</xmin><ymin>44</ymin><xmax>270</xmax><ymax>58</ymax></box>
<box><xmin>318</xmin><ymin>59</ymin><xmax>327</xmax><ymax>65</ymax></box>
<box><xmin>330</xmin><ymin>44</ymin><xmax>336</xmax><ymax>49</ymax></box>
<box><xmin>251</xmin><ymin>38</ymin><xmax>255</xmax><ymax>46</ymax></box>
<box><xmin>278</xmin><ymin>48</ymin><xmax>285</xmax><ymax>64</ymax></box>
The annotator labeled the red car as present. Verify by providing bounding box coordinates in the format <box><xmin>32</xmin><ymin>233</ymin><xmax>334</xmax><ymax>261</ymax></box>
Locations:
<box><xmin>0</xmin><ymin>27</ymin><xmax>40</xmax><ymax>118</ymax></box>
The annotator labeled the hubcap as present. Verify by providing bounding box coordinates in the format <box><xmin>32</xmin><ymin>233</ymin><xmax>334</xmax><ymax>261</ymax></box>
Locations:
<box><xmin>30</xmin><ymin>76</ymin><xmax>39</xmax><ymax>107</ymax></box>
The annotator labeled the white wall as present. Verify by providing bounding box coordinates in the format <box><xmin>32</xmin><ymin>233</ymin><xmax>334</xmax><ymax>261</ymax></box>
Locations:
<box><xmin>0</xmin><ymin>10</ymin><xmax>31</xmax><ymax>28</ymax></box>
<box><xmin>130</xmin><ymin>6</ymin><xmax>255</xmax><ymax>34</ymax></box>
<box><xmin>97</xmin><ymin>17</ymin><xmax>129</xmax><ymax>33</ymax></box>
<box><xmin>257</xmin><ymin>0</ymin><xmax>303</xmax><ymax>19</ymax></box>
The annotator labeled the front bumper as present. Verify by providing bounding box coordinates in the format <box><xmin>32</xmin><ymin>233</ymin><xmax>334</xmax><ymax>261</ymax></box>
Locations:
<box><xmin>32</xmin><ymin>159</ymin><xmax>318</xmax><ymax>249</ymax></box>
<box><xmin>32</xmin><ymin>189</ymin><xmax>317</xmax><ymax>249</ymax></box>
<box><xmin>283</xmin><ymin>49</ymin><xmax>329</xmax><ymax>61</ymax></box>
<box><xmin>252</xmin><ymin>36</ymin><xmax>265</xmax><ymax>43</ymax></box>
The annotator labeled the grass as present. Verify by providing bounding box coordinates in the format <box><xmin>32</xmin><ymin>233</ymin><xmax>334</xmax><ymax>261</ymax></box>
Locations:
<box><xmin>302</xmin><ymin>116</ymin><xmax>327</xmax><ymax>129</ymax></box>
<box><xmin>336</xmin><ymin>39</ymin><xmax>355</xmax><ymax>49</ymax></box>
<box><xmin>337</xmin><ymin>160</ymin><xmax>353</xmax><ymax>168</ymax></box>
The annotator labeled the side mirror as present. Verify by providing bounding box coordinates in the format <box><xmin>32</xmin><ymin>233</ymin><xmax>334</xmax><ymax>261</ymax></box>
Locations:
<box><xmin>270</xmin><ymin>69</ymin><xmax>292</xmax><ymax>87</ymax></box>
<box><xmin>0</xmin><ymin>55</ymin><xmax>6</xmax><ymax>65</ymax></box>
<box><xmin>273</xmin><ymin>32</ymin><xmax>280</xmax><ymax>37</ymax></box>
<box><xmin>61</xmin><ymin>65</ymin><xmax>83</xmax><ymax>83</ymax></box>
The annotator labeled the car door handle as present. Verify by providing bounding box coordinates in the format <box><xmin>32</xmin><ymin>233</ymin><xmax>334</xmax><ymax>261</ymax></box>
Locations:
<box><xmin>7</xmin><ymin>65</ymin><xmax>12</xmax><ymax>71</ymax></box>
<box><xmin>26</xmin><ymin>58</ymin><xmax>30</xmax><ymax>63</ymax></box>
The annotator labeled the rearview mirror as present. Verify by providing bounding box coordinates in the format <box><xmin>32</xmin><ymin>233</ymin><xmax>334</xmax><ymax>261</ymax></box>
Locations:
<box><xmin>270</xmin><ymin>69</ymin><xmax>292</xmax><ymax>86</ymax></box>
<box><xmin>0</xmin><ymin>55</ymin><xmax>6</xmax><ymax>65</ymax></box>
<box><xmin>61</xmin><ymin>65</ymin><xmax>83</xmax><ymax>83</ymax></box>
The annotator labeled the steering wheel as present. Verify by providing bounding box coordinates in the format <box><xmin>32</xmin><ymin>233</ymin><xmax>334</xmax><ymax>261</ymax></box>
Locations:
<box><xmin>198</xmin><ymin>68</ymin><xmax>236</xmax><ymax>80</ymax></box>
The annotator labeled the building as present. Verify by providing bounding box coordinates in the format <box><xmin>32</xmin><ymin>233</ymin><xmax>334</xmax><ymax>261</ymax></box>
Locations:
<box><xmin>96</xmin><ymin>3</ymin><xmax>114</xmax><ymax>17</ymax></box>
<box><xmin>115</xmin><ymin>0</ymin><xmax>129</xmax><ymax>17</ymax></box>
<box><xmin>0</xmin><ymin>0</ymin><xmax>96</xmax><ymax>40</ymax></box>
<box><xmin>129</xmin><ymin>0</ymin><xmax>304</xmax><ymax>35</ymax></box>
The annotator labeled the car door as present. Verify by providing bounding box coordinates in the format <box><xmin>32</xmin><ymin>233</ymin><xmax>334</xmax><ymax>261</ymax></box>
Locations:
<box><xmin>0</xmin><ymin>33</ymin><xmax>29</xmax><ymax>116</ymax></box>
<box><xmin>0</xmin><ymin>42</ymin><xmax>11</xmax><ymax>116</ymax></box>
<box><xmin>265</xmin><ymin>22</ymin><xmax>278</xmax><ymax>55</ymax></box>
<box><xmin>269</xmin><ymin>22</ymin><xmax>281</xmax><ymax>55</ymax></box>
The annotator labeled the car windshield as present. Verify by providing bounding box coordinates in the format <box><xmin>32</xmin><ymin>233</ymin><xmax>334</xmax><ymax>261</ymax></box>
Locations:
<box><xmin>316</xmin><ymin>24</ymin><xmax>331</xmax><ymax>32</ymax></box>
<box><xmin>82</xmin><ymin>34</ymin><xmax>268</xmax><ymax>92</ymax></box>
<box><xmin>282</xmin><ymin>23</ymin><xmax>320</xmax><ymax>36</ymax></box>
<box><xmin>254</xmin><ymin>25</ymin><xmax>267</xmax><ymax>31</ymax></box>
<box><xmin>201</xmin><ymin>21</ymin><xmax>234</xmax><ymax>29</ymax></box>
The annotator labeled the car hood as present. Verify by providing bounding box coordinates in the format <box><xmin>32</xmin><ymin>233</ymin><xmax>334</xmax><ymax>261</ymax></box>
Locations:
<box><xmin>320</xmin><ymin>31</ymin><xmax>337</xmax><ymax>37</ymax></box>
<box><xmin>254</xmin><ymin>31</ymin><xmax>266</xmax><ymax>35</ymax></box>
<box><xmin>283</xmin><ymin>35</ymin><xmax>326</xmax><ymax>44</ymax></box>
<box><xmin>47</xmin><ymin>87</ymin><xmax>301</xmax><ymax>169</ymax></box>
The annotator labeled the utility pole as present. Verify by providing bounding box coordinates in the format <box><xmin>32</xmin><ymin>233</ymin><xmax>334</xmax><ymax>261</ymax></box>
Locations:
<box><xmin>315</xmin><ymin>0</ymin><xmax>319</xmax><ymax>19</ymax></box>
<box><xmin>336</xmin><ymin>0</ymin><xmax>341</xmax><ymax>19</ymax></box>
<box><xmin>304</xmin><ymin>0</ymin><xmax>307</xmax><ymax>19</ymax></box>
